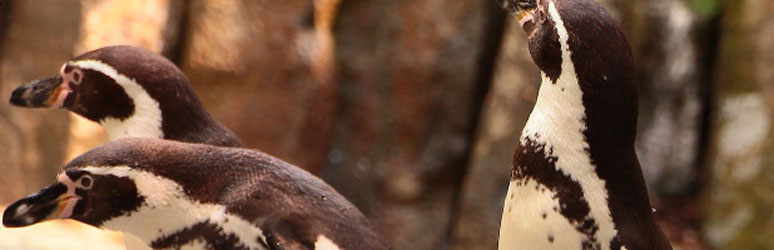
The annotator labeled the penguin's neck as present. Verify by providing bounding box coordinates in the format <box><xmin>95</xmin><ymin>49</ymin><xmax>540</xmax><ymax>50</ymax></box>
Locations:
<box><xmin>521</xmin><ymin>73</ymin><xmax>588</xmax><ymax>153</ymax></box>
<box><xmin>160</xmin><ymin>105</ymin><xmax>243</xmax><ymax>148</ymax></box>
<box><xmin>98</xmin><ymin>93</ymin><xmax>241</xmax><ymax>147</ymax></box>
<box><xmin>99</xmin><ymin>99</ymin><xmax>163</xmax><ymax>142</ymax></box>
<box><xmin>70</xmin><ymin>60</ymin><xmax>240</xmax><ymax>147</ymax></box>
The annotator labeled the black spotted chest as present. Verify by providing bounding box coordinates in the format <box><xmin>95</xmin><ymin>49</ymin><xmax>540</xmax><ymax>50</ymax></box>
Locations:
<box><xmin>510</xmin><ymin>136</ymin><xmax>612</xmax><ymax>250</ymax></box>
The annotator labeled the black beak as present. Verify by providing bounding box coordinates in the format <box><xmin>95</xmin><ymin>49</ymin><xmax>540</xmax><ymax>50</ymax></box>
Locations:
<box><xmin>3</xmin><ymin>183</ymin><xmax>75</xmax><ymax>227</ymax></box>
<box><xmin>9</xmin><ymin>76</ymin><xmax>65</xmax><ymax>108</ymax></box>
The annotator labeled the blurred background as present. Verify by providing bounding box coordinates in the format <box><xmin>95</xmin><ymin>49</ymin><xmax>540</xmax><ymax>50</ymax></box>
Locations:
<box><xmin>0</xmin><ymin>0</ymin><xmax>771</xmax><ymax>249</ymax></box>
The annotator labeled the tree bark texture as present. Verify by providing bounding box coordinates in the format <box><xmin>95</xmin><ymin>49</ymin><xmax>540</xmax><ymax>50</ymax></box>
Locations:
<box><xmin>324</xmin><ymin>1</ymin><xmax>496</xmax><ymax>249</ymax></box>
<box><xmin>179</xmin><ymin>0</ymin><xmax>337</xmax><ymax>174</ymax></box>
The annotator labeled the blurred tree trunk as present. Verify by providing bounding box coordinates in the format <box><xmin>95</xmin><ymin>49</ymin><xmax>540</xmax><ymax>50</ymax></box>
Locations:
<box><xmin>0</xmin><ymin>0</ymin><xmax>78</xmax><ymax>204</ymax></box>
<box><xmin>450</xmin><ymin>20</ymin><xmax>538</xmax><ymax>250</ymax></box>
<box><xmin>702</xmin><ymin>0</ymin><xmax>774</xmax><ymax>249</ymax></box>
<box><xmin>179</xmin><ymin>0</ymin><xmax>337</xmax><ymax>174</ymax></box>
<box><xmin>324</xmin><ymin>1</ymin><xmax>497</xmax><ymax>249</ymax></box>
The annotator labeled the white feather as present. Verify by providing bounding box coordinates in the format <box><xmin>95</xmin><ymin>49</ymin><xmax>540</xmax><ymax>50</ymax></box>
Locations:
<box><xmin>314</xmin><ymin>235</ymin><xmax>341</xmax><ymax>250</ymax></box>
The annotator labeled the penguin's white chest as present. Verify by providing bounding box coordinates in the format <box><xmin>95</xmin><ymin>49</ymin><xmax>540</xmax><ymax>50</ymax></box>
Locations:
<box><xmin>499</xmin><ymin>73</ymin><xmax>616</xmax><ymax>250</ymax></box>
<box><xmin>500</xmin><ymin>179</ymin><xmax>586</xmax><ymax>249</ymax></box>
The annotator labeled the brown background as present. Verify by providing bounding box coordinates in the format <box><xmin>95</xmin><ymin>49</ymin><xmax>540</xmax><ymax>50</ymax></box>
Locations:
<box><xmin>0</xmin><ymin>0</ymin><xmax>771</xmax><ymax>249</ymax></box>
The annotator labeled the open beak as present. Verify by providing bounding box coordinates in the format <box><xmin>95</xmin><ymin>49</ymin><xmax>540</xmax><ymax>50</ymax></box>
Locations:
<box><xmin>3</xmin><ymin>183</ymin><xmax>80</xmax><ymax>227</ymax></box>
<box><xmin>9</xmin><ymin>76</ymin><xmax>70</xmax><ymax>108</ymax></box>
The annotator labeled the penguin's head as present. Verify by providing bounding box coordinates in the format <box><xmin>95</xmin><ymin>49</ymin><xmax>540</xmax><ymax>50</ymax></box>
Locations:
<box><xmin>497</xmin><ymin>0</ymin><xmax>538</xmax><ymax>32</ymax></box>
<box><xmin>497</xmin><ymin>0</ymin><xmax>634</xmax><ymax>84</ymax></box>
<box><xmin>8</xmin><ymin>46</ymin><xmax>227</xmax><ymax>142</ymax></box>
<box><xmin>2</xmin><ymin>165</ymin><xmax>144</xmax><ymax>228</ymax></box>
<box><xmin>10</xmin><ymin>46</ymin><xmax>187</xmax><ymax>121</ymax></box>
<box><xmin>3</xmin><ymin>138</ymin><xmax>238</xmax><ymax>231</ymax></box>
<box><xmin>0</xmin><ymin>139</ymin><xmax>165</xmax><ymax>229</ymax></box>
<box><xmin>2</xmin><ymin>138</ymin><xmax>197</xmax><ymax>230</ymax></box>
<box><xmin>2</xmin><ymin>138</ymin><xmax>183</xmax><ymax>231</ymax></box>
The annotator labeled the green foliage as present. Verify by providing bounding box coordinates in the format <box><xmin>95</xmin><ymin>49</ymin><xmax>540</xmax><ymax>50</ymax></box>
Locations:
<box><xmin>691</xmin><ymin>0</ymin><xmax>722</xmax><ymax>19</ymax></box>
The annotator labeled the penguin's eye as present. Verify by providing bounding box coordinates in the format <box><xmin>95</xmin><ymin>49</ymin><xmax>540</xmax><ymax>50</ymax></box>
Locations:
<box><xmin>71</xmin><ymin>70</ymin><xmax>82</xmax><ymax>84</ymax></box>
<box><xmin>77</xmin><ymin>175</ymin><xmax>94</xmax><ymax>190</ymax></box>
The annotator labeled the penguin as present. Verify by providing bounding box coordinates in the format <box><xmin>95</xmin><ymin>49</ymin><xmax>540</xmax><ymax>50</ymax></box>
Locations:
<box><xmin>3</xmin><ymin>138</ymin><xmax>389</xmax><ymax>250</ymax></box>
<box><xmin>494</xmin><ymin>0</ymin><xmax>671</xmax><ymax>249</ymax></box>
<box><xmin>9</xmin><ymin>45</ymin><xmax>242</xmax><ymax>147</ymax></box>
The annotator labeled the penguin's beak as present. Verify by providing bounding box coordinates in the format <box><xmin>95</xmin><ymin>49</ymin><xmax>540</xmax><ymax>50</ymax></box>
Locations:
<box><xmin>2</xmin><ymin>182</ymin><xmax>81</xmax><ymax>227</ymax></box>
<box><xmin>495</xmin><ymin>0</ymin><xmax>538</xmax><ymax>33</ymax></box>
<box><xmin>9</xmin><ymin>76</ymin><xmax>71</xmax><ymax>108</ymax></box>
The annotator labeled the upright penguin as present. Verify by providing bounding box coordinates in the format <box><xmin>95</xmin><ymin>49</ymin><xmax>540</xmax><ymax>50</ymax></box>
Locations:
<box><xmin>495</xmin><ymin>0</ymin><xmax>671</xmax><ymax>249</ymax></box>
<box><xmin>9</xmin><ymin>46</ymin><xmax>241</xmax><ymax>147</ymax></box>
<box><xmin>3</xmin><ymin>138</ymin><xmax>389</xmax><ymax>250</ymax></box>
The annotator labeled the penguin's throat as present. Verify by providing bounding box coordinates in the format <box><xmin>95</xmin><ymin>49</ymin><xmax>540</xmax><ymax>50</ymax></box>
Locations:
<box><xmin>98</xmin><ymin>86</ymin><xmax>163</xmax><ymax>141</ymax></box>
<box><xmin>100</xmin><ymin>111</ymin><xmax>164</xmax><ymax>141</ymax></box>
<box><xmin>522</xmin><ymin>70</ymin><xmax>588</xmax><ymax>141</ymax></box>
